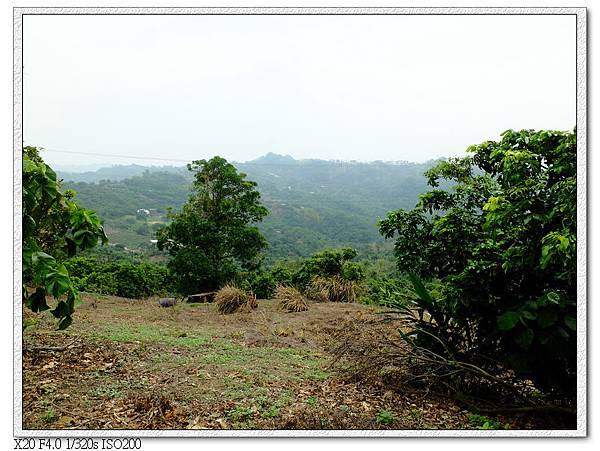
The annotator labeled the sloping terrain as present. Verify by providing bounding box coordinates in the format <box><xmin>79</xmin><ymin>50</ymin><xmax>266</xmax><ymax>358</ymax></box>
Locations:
<box><xmin>23</xmin><ymin>295</ymin><xmax>482</xmax><ymax>430</ymax></box>
<box><xmin>58</xmin><ymin>155</ymin><xmax>437</xmax><ymax>259</ymax></box>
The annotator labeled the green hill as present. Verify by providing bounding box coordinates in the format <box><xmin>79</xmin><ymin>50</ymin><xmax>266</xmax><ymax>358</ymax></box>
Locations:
<box><xmin>60</xmin><ymin>155</ymin><xmax>439</xmax><ymax>261</ymax></box>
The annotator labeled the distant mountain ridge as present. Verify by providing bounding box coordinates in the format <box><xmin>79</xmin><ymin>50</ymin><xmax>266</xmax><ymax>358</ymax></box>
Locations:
<box><xmin>59</xmin><ymin>154</ymin><xmax>442</xmax><ymax>260</ymax></box>
<box><xmin>58</xmin><ymin>164</ymin><xmax>183</xmax><ymax>183</ymax></box>
<box><xmin>248</xmin><ymin>152</ymin><xmax>297</xmax><ymax>165</ymax></box>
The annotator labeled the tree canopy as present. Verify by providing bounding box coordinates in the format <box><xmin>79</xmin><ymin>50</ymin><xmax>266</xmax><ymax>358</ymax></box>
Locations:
<box><xmin>157</xmin><ymin>157</ymin><xmax>269</xmax><ymax>294</ymax></box>
<box><xmin>23</xmin><ymin>147</ymin><xmax>107</xmax><ymax>329</ymax></box>
<box><xmin>379</xmin><ymin>128</ymin><xmax>577</xmax><ymax>398</ymax></box>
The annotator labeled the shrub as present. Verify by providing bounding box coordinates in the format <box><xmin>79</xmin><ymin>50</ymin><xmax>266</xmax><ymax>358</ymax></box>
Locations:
<box><xmin>242</xmin><ymin>266</ymin><xmax>294</xmax><ymax>299</ymax></box>
<box><xmin>379</xmin><ymin>128</ymin><xmax>577</xmax><ymax>400</ymax></box>
<box><xmin>65</xmin><ymin>257</ymin><xmax>173</xmax><ymax>299</ymax></box>
<box><xmin>365</xmin><ymin>277</ymin><xmax>411</xmax><ymax>306</ymax></box>
<box><xmin>292</xmin><ymin>248</ymin><xmax>363</xmax><ymax>287</ymax></box>
<box><xmin>215</xmin><ymin>285</ymin><xmax>255</xmax><ymax>314</ymax></box>
<box><xmin>275</xmin><ymin>286</ymin><xmax>308</xmax><ymax>312</ymax></box>
<box><xmin>22</xmin><ymin>147</ymin><xmax>107</xmax><ymax>329</ymax></box>
<box><xmin>244</xmin><ymin>271</ymin><xmax>277</xmax><ymax>299</ymax></box>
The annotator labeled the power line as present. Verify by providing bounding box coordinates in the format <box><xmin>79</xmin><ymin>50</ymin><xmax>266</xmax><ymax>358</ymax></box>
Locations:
<box><xmin>39</xmin><ymin>147</ymin><xmax>421</xmax><ymax>168</ymax></box>
<box><xmin>41</xmin><ymin>148</ymin><xmax>190</xmax><ymax>163</ymax></box>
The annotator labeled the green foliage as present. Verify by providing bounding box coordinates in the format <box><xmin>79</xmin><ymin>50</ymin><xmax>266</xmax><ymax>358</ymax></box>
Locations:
<box><xmin>467</xmin><ymin>413</ymin><xmax>510</xmax><ymax>430</ymax></box>
<box><xmin>60</xmin><ymin>157</ymin><xmax>436</xmax><ymax>261</ymax></box>
<box><xmin>376</xmin><ymin>410</ymin><xmax>395</xmax><ymax>426</ymax></box>
<box><xmin>157</xmin><ymin>157</ymin><xmax>269</xmax><ymax>294</ymax></box>
<box><xmin>292</xmin><ymin>248</ymin><xmax>364</xmax><ymax>287</ymax></box>
<box><xmin>365</xmin><ymin>277</ymin><xmax>409</xmax><ymax>307</ymax></box>
<box><xmin>65</xmin><ymin>257</ymin><xmax>173</xmax><ymax>298</ymax></box>
<box><xmin>242</xmin><ymin>266</ymin><xmax>293</xmax><ymax>299</ymax></box>
<box><xmin>23</xmin><ymin>147</ymin><xmax>107</xmax><ymax>328</ymax></box>
<box><xmin>379</xmin><ymin>129</ymin><xmax>577</xmax><ymax>399</ymax></box>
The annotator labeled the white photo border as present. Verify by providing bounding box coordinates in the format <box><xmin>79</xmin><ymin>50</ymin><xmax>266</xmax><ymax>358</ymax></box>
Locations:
<box><xmin>13</xmin><ymin>6</ymin><xmax>587</xmax><ymax>438</ymax></box>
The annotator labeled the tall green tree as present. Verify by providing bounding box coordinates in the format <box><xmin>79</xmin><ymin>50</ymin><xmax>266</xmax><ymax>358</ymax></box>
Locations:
<box><xmin>157</xmin><ymin>157</ymin><xmax>269</xmax><ymax>294</ymax></box>
<box><xmin>379</xmin><ymin>129</ymin><xmax>576</xmax><ymax>399</ymax></box>
<box><xmin>23</xmin><ymin>147</ymin><xmax>107</xmax><ymax>329</ymax></box>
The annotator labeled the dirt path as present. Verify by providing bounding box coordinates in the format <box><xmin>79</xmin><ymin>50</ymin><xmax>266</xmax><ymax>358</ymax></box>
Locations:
<box><xmin>22</xmin><ymin>295</ymin><xmax>482</xmax><ymax>430</ymax></box>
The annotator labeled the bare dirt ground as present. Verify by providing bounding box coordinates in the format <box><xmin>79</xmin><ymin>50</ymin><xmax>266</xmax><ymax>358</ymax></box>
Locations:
<box><xmin>22</xmin><ymin>294</ymin><xmax>531</xmax><ymax>431</ymax></box>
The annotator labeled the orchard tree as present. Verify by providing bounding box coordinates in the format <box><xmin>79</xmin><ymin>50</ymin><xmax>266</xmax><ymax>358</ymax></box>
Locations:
<box><xmin>379</xmin><ymin>129</ymin><xmax>576</xmax><ymax>399</ymax></box>
<box><xmin>23</xmin><ymin>147</ymin><xmax>107</xmax><ymax>329</ymax></box>
<box><xmin>157</xmin><ymin>157</ymin><xmax>269</xmax><ymax>294</ymax></box>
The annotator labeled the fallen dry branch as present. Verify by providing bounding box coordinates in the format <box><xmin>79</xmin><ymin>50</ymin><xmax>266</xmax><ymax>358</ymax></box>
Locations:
<box><xmin>25</xmin><ymin>337</ymin><xmax>80</xmax><ymax>353</ymax></box>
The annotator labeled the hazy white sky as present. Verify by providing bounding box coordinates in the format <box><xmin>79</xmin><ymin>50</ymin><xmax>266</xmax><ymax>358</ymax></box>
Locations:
<box><xmin>23</xmin><ymin>14</ymin><xmax>576</xmax><ymax>166</ymax></box>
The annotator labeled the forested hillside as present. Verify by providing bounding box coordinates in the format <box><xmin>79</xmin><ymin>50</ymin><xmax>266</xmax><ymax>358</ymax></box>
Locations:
<box><xmin>60</xmin><ymin>154</ymin><xmax>439</xmax><ymax>260</ymax></box>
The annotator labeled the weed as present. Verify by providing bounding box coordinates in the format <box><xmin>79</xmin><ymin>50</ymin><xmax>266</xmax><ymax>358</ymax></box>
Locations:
<box><xmin>304</xmin><ymin>368</ymin><xmax>329</xmax><ymax>381</ymax></box>
<box><xmin>42</xmin><ymin>407</ymin><xmax>56</xmax><ymax>423</ymax></box>
<box><xmin>376</xmin><ymin>409</ymin><xmax>395</xmax><ymax>426</ymax></box>
<box><xmin>228</xmin><ymin>405</ymin><xmax>255</xmax><ymax>422</ymax></box>
<box><xmin>467</xmin><ymin>413</ymin><xmax>510</xmax><ymax>430</ymax></box>
<box><xmin>261</xmin><ymin>404</ymin><xmax>281</xmax><ymax>418</ymax></box>
<box><xmin>88</xmin><ymin>385</ymin><xmax>121</xmax><ymax>399</ymax></box>
<box><xmin>306</xmin><ymin>396</ymin><xmax>318</xmax><ymax>406</ymax></box>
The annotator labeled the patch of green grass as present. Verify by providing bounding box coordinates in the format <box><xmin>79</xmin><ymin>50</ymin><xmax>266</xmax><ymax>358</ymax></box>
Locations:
<box><xmin>260</xmin><ymin>405</ymin><xmax>280</xmax><ymax>418</ymax></box>
<box><xmin>227</xmin><ymin>405</ymin><xmax>255</xmax><ymax>421</ymax></box>
<box><xmin>306</xmin><ymin>396</ymin><xmax>318</xmax><ymax>406</ymax></box>
<box><xmin>304</xmin><ymin>368</ymin><xmax>329</xmax><ymax>381</ymax></box>
<box><xmin>467</xmin><ymin>413</ymin><xmax>510</xmax><ymax>430</ymax></box>
<box><xmin>89</xmin><ymin>321</ymin><xmax>328</xmax><ymax>377</ymax></box>
<box><xmin>226</xmin><ymin>404</ymin><xmax>257</xmax><ymax>429</ymax></box>
<box><xmin>256</xmin><ymin>396</ymin><xmax>286</xmax><ymax>418</ymax></box>
<box><xmin>376</xmin><ymin>409</ymin><xmax>395</xmax><ymax>426</ymax></box>
<box><xmin>42</xmin><ymin>407</ymin><xmax>56</xmax><ymax>423</ymax></box>
<box><xmin>222</xmin><ymin>378</ymin><xmax>259</xmax><ymax>401</ymax></box>
<box><xmin>91</xmin><ymin>322</ymin><xmax>213</xmax><ymax>347</ymax></box>
<box><xmin>88</xmin><ymin>385</ymin><xmax>122</xmax><ymax>399</ymax></box>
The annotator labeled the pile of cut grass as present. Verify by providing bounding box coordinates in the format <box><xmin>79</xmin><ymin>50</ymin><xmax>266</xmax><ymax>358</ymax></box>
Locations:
<box><xmin>307</xmin><ymin>276</ymin><xmax>362</xmax><ymax>303</ymax></box>
<box><xmin>275</xmin><ymin>286</ymin><xmax>308</xmax><ymax>312</ymax></box>
<box><xmin>215</xmin><ymin>285</ymin><xmax>257</xmax><ymax>314</ymax></box>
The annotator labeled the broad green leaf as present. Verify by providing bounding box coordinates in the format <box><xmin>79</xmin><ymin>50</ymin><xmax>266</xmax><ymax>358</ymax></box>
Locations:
<box><xmin>56</xmin><ymin>315</ymin><xmax>72</xmax><ymax>330</ymax></box>
<box><xmin>497</xmin><ymin>311</ymin><xmax>520</xmax><ymax>331</ymax></box>
<box><xmin>407</xmin><ymin>272</ymin><xmax>434</xmax><ymax>308</ymax></box>
<box><xmin>25</xmin><ymin>288</ymin><xmax>50</xmax><ymax>313</ymax></box>
<box><xmin>508</xmin><ymin>352</ymin><xmax>530</xmax><ymax>374</ymax></box>
<box><xmin>546</xmin><ymin>292</ymin><xmax>560</xmax><ymax>304</ymax></box>
<box><xmin>520</xmin><ymin>310</ymin><xmax>536</xmax><ymax>320</ymax></box>
<box><xmin>50</xmin><ymin>300</ymin><xmax>70</xmax><ymax>319</ymax></box>
<box><xmin>23</xmin><ymin>159</ymin><xmax>38</xmax><ymax>173</ymax></box>
<box><xmin>45</xmin><ymin>270</ymin><xmax>71</xmax><ymax>298</ymax></box>
<box><xmin>537</xmin><ymin>309</ymin><xmax>558</xmax><ymax>328</ymax></box>
<box><xmin>514</xmin><ymin>328</ymin><xmax>534</xmax><ymax>349</ymax></box>
<box><xmin>564</xmin><ymin>315</ymin><xmax>576</xmax><ymax>331</ymax></box>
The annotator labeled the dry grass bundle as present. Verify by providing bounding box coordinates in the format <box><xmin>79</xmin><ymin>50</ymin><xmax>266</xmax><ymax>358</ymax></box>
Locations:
<box><xmin>275</xmin><ymin>286</ymin><xmax>308</xmax><ymax>312</ymax></box>
<box><xmin>246</xmin><ymin>291</ymin><xmax>258</xmax><ymax>310</ymax></box>
<box><xmin>215</xmin><ymin>285</ymin><xmax>256</xmax><ymax>314</ymax></box>
<box><xmin>304</xmin><ymin>283</ymin><xmax>329</xmax><ymax>303</ymax></box>
<box><xmin>308</xmin><ymin>276</ymin><xmax>363</xmax><ymax>303</ymax></box>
